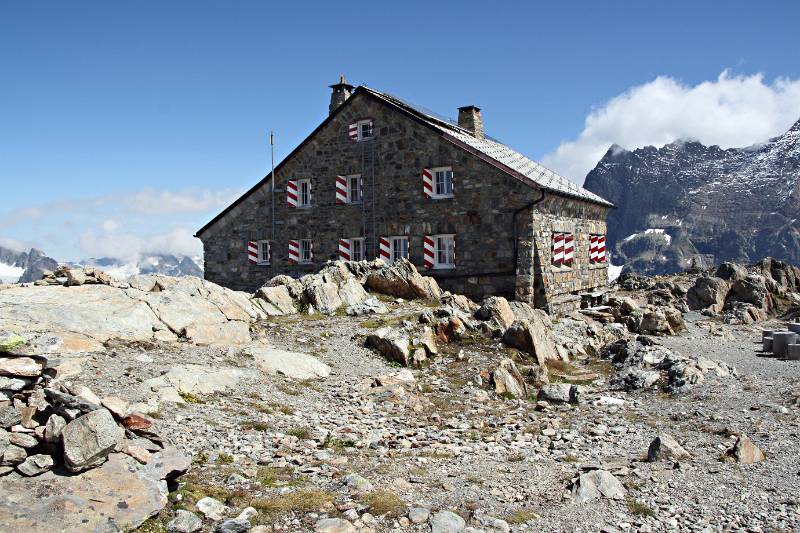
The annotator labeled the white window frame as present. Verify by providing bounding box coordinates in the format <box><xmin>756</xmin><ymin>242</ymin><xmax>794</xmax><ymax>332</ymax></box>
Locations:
<box><xmin>347</xmin><ymin>174</ymin><xmax>362</xmax><ymax>204</ymax></box>
<box><xmin>300</xmin><ymin>239</ymin><xmax>313</xmax><ymax>263</ymax></box>
<box><xmin>389</xmin><ymin>236</ymin><xmax>409</xmax><ymax>263</ymax></box>
<box><xmin>257</xmin><ymin>240</ymin><xmax>271</xmax><ymax>265</ymax></box>
<box><xmin>350</xmin><ymin>237</ymin><xmax>365</xmax><ymax>262</ymax></box>
<box><xmin>356</xmin><ymin>119</ymin><xmax>373</xmax><ymax>141</ymax></box>
<box><xmin>297</xmin><ymin>178</ymin><xmax>312</xmax><ymax>207</ymax></box>
<box><xmin>431</xmin><ymin>166</ymin><xmax>454</xmax><ymax>199</ymax></box>
<box><xmin>434</xmin><ymin>234</ymin><xmax>455</xmax><ymax>269</ymax></box>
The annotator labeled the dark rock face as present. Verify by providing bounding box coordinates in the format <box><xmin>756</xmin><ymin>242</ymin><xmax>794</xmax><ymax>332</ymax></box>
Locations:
<box><xmin>584</xmin><ymin>119</ymin><xmax>800</xmax><ymax>275</ymax></box>
<box><xmin>0</xmin><ymin>246</ymin><xmax>59</xmax><ymax>284</ymax></box>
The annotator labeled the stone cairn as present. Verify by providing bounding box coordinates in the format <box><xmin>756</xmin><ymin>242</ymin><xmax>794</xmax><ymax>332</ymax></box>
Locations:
<box><xmin>760</xmin><ymin>323</ymin><xmax>800</xmax><ymax>361</ymax></box>
<box><xmin>0</xmin><ymin>333</ymin><xmax>163</xmax><ymax>477</ymax></box>
<box><xmin>33</xmin><ymin>264</ymin><xmax>114</xmax><ymax>287</ymax></box>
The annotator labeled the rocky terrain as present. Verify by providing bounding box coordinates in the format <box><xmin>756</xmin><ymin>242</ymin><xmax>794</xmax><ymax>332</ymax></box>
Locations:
<box><xmin>0</xmin><ymin>245</ymin><xmax>58</xmax><ymax>284</ymax></box>
<box><xmin>584</xmin><ymin>118</ymin><xmax>800</xmax><ymax>275</ymax></box>
<box><xmin>0</xmin><ymin>258</ymin><xmax>798</xmax><ymax>533</ymax></box>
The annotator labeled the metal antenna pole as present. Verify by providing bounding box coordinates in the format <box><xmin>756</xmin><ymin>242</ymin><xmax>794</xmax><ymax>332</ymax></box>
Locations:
<box><xmin>270</xmin><ymin>131</ymin><xmax>275</xmax><ymax>246</ymax></box>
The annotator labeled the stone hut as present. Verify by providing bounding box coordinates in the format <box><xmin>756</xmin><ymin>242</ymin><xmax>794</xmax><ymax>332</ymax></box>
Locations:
<box><xmin>196</xmin><ymin>77</ymin><xmax>614</xmax><ymax>314</ymax></box>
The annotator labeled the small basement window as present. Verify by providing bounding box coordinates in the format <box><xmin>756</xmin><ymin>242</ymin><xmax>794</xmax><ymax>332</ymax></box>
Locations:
<box><xmin>258</xmin><ymin>240</ymin><xmax>271</xmax><ymax>265</ymax></box>
<box><xmin>300</xmin><ymin>239</ymin><xmax>313</xmax><ymax>263</ymax></box>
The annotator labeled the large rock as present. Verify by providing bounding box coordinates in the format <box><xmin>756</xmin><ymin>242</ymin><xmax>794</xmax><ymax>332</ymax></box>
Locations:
<box><xmin>538</xmin><ymin>383</ymin><xmax>580</xmax><ymax>404</ymax></box>
<box><xmin>476</xmin><ymin>296</ymin><xmax>516</xmax><ymax>332</ymax></box>
<box><xmin>365</xmin><ymin>327</ymin><xmax>411</xmax><ymax>366</ymax></box>
<box><xmin>501</xmin><ymin>316</ymin><xmax>561</xmax><ymax>366</ymax></box>
<box><xmin>254</xmin><ymin>284</ymin><xmax>298</xmax><ymax>315</ymax></box>
<box><xmin>365</xmin><ymin>259</ymin><xmax>441</xmax><ymax>300</ymax></box>
<box><xmin>143</xmin><ymin>364</ymin><xmax>257</xmax><ymax>401</ymax></box>
<box><xmin>0</xmin><ymin>356</ymin><xmax>42</xmax><ymax>377</ymax></box>
<box><xmin>648</xmin><ymin>433</ymin><xmax>690</xmax><ymax>462</ymax></box>
<box><xmin>61</xmin><ymin>408</ymin><xmax>123</xmax><ymax>472</ymax></box>
<box><xmin>491</xmin><ymin>358</ymin><xmax>527</xmax><ymax>399</ymax></box>
<box><xmin>429</xmin><ymin>510</ymin><xmax>466</xmax><ymax>533</ymax></box>
<box><xmin>687</xmin><ymin>276</ymin><xmax>730</xmax><ymax>313</ymax></box>
<box><xmin>572</xmin><ymin>470</ymin><xmax>626</xmax><ymax>503</ymax></box>
<box><xmin>727</xmin><ymin>433</ymin><xmax>766</xmax><ymax>464</ymax></box>
<box><xmin>167</xmin><ymin>510</ymin><xmax>203</xmax><ymax>533</ymax></box>
<box><xmin>0</xmin><ymin>450</ymin><xmax>189</xmax><ymax>532</ymax></box>
<box><xmin>246</xmin><ymin>345</ymin><xmax>331</xmax><ymax>379</ymax></box>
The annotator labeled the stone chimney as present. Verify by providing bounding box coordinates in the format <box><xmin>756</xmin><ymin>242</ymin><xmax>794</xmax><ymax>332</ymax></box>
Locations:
<box><xmin>328</xmin><ymin>74</ymin><xmax>354</xmax><ymax>115</ymax></box>
<box><xmin>458</xmin><ymin>105</ymin><xmax>484</xmax><ymax>139</ymax></box>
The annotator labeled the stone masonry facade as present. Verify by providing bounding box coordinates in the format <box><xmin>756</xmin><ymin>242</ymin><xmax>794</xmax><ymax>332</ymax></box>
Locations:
<box><xmin>197</xmin><ymin>84</ymin><xmax>611</xmax><ymax>314</ymax></box>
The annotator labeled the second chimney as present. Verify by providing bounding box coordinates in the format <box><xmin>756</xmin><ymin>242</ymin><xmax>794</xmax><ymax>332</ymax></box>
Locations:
<box><xmin>458</xmin><ymin>105</ymin><xmax>484</xmax><ymax>139</ymax></box>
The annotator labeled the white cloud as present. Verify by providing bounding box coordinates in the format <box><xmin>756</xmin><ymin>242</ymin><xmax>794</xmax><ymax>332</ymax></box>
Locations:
<box><xmin>122</xmin><ymin>188</ymin><xmax>240</xmax><ymax>215</ymax></box>
<box><xmin>102</xmin><ymin>219</ymin><xmax>120</xmax><ymax>232</ymax></box>
<box><xmin>0</xmin><ymin>237</ymin><xmax>30</xmax><ymax>252</ymax></box>
<box><xmin>542</xmin><ymin>71</ymin><xmax>800</xmax><ymax>183</ymax></box>
<box><xmin>79</xmin><ymin>227</ymin><xmax>202</xmax><ymax>262</ymax></box>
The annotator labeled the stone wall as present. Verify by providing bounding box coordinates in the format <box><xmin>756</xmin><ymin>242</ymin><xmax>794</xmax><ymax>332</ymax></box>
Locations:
<box><xmin>199</xmin><ymin>91</ymin><xmax>610</xmax><ymax>309</ymax></box>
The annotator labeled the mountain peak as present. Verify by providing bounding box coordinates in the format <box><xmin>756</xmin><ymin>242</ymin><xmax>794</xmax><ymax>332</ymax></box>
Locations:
<box><xmin>789</xmin><ymin>117</ymin><xmax>800</xmax><ymax>133</ymax></box>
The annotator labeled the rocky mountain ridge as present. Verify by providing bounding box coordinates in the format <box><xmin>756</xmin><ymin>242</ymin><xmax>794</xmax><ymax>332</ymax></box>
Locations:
<box><xmin>0</xmin><ymin>246</ymin><xmax>58</xmax><ymax>284</ymax></box>
<box><xmin>584</xmin><ymin>118</ymin><xmax>800</xmax><ymax>275</ymax></box>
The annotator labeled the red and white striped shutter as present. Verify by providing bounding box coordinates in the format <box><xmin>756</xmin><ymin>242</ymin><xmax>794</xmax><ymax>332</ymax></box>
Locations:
<box><xmin>288</xmin><ymin>240</ymin><xmax>300</xmax><ymax>264</ymax></box>
<box><xmin>589</xmin><ymin>235</ymin><xmax>598</xmax><ymax>262</ymax></box>
<box><xmin>335</xmin><ymin>176</ymin><xmax>347</xmax><ymax>204</ymax></box>
<box><xmin>563</xmin><ymin>233</ymin><xmax>575</xmax><ymax>265</ymax></box>
<box><xmin>422</xmin><ymin>169</ymin><xmax>433</xmax><ymax>198</ymax></box>
<box><xmin>348</xmin><ymin>123</ymin><xmax>358</xmax><ymax>140</ymax></box>
<box><xmin>247</xmin><ymin>241</ymin><xmax>258</xmax><ymax>264</ymax></box>
<box><xmin>423</xmin><ymin>235</ymin><xmax>435</xmax><ymax>269</ymax></box>
<box><xmin>378</xmin><ymin>237</ymin><xmax>391</xmax><ymax>262</ymax></box>
<box><xmin>286</xmin><ymin>180</ymin><xmax>298</xmax><ymax>208</ymax></box>
<box><xmin>338</xmin><ymin>239</ymin><xmax>351</xmax><ymax>261</ymax></box>
<box><xmin>552</xmin><ymin>233</ymin><xmax>564</xmax><ymax>266</ymax></box>
<box><xmin>598</xmin><ymin>235</ymin><xmax>607</xmax><ymax>262</ymax></box>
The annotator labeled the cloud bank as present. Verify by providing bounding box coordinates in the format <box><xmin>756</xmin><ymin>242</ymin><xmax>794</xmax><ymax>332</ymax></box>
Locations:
<box><xmin>542</xmin><ymin>71</ymin><xmax>800</xmax><ymax>183</ymax></box>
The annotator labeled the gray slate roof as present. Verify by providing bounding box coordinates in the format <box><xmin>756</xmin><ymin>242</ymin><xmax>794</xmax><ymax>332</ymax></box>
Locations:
<box><xmin>363</xmin><ymin>86</ymin><xmax>613</xmax><ymax>207</ymax></box>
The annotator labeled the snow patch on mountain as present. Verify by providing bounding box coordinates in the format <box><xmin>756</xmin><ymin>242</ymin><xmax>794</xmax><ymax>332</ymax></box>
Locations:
<box><xmin>0</xmin><ymin>263</ymin><xmax>24</xmax><ymax>284</ymax></box>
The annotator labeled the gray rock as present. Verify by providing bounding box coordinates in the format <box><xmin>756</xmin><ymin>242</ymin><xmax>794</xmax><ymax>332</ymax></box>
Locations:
<box><xmin>343</xmin><ymin>472</ymin><xmax>373</xmax><ymax>492</ymax></box>
<box><xmin>0</xmin><ymin>376</ymin><xmax>35</xmax><ymax>391</ymax></box>
<box><xmin>215</xmin><ymin>518</ymin><xmax>251</xmax><ymax>533</ymax></box>
<box><xmin>314</xmin><ymin>518</ymin><xmax>357</xmax><ymax>533</ymax></box>
<box><xmin>8</xmin><ymin>433</ymin><xmax>37</xmax><ymax>449</ymax></box>
<box><xmin>538</xmin><ymin>383</ymin><xmax>580</xmax><ymax>404</ymax></box>
<box><xmin>687</xmin><ymin>276</ymin><xmax>730</xmax><ymax>313</ymax></box>
<box><xmin>196</xmin><ymin>496</ymin><xmax>229</xmax><ymax>520</ymax></box>
<box><xmin>727</xmin><ymin>433</ymin><xmax>766</xmax><ymax>464</ymax></box>
<box><xmin>167</xmin><ymin>510</ymin><xmax>203</xmax><ymax>533</ymax></box>
<box><xmin>346</xmin><ymin>296</ymin><xmax>388</xmax><ymax>316</ymax></box>
<box><xmin>245</xmin><ymin>345</ymin><xmax>331</xmax><ymax>379</ymax></box>
<box><xmin>0</xmin><ymin>406</ymin><xmax>20</xmax><ymax>429</ymax></box>
<box><xmin>365</xmin><ymin>327</ymin><xmax>411</xmax><ymax>366</ymax></box>
<box><xmin>43</xmin><ymin>413</ymin><xmax>67</xmax><ymax>443</ymax></box>
<box><xmin>501</xmin><ymin>316</ymin><xmax>561</xmax><ymax>366</ymax></box>
<box><xmin>61</xmin><ymin>408</ymin><xmax>122</xmax><ymax>472</ymax></box>
<box><xmin>491</xmin><ymin>358</ymin><xmax>527</xmax><ymax>399</ymax></box>
<box><xmin>16</xmin><ymin>454</ymin><xmax>54</xmax><ymax>476</ymax></box>
<box><xmin>0</xmin><ymin>356</ymin><xmax>42</xmax><ymax>377</ymax></box>
<box><xmin>65</xmin><ymin>268</ymin><xmax>87</xmax><ymax>286</ymax></box>
<box><xmin>44</xmin><ymin>388</ymin><xmax>102</xmax><ymax>414</ymax></box>
<box><xmin>430</xmin><ymin>510</ymin><xmax>466</xmax><ymax>533</ymax></box>
<box><xmin>475</xmin><ymin>296</ymin><xmax>516</xmax><ymax>332</ymax></box>
<box><xmin>1</xmin><ymin>444</ymin><xmax>26</xmax><ymax>465</ymax></box>
<box><xmin>648</xmin><ymin>433</ymin><xmax>690</xmax><ymax>462</ymax></box>
<box><xmin>573</xmin><ymin>470</ymin><xmax>626</xmax><ymax>503</ymax></box>
<box><xmin>408</xmin><ymin>507</ymin><xmax>430</xmax><ymax>524</ymax></box>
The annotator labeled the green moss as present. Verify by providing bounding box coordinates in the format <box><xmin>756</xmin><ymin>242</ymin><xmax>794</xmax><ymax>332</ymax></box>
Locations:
<box><xmin>240</xmin><ymin>420</ymin><xmax>270</xmax><ymax>431</ymax></box>
<box><xmin>248</xmin><ymin>489</ymin><xmax>334</xmax><ymax>519</ymax></box>
<box><xmin>216</xmin><ymin>452</ymin><xmax>234</xmax><ymax>465</ymax></box>
<box><xmin>360</xmin><ymin>490</ymin><xmax>406</xmax><ymax>517</ymax></box>
<box><xmin>505</xmin><ymin>509</ymin><xmax>540</xmax><ymax>525</ymax></box>
<box><xmin>286</xmin><ymin>427</ymin><xmax>311</xmax><ymax>440</ymax></box>
<box><xmin>626</xmin><ymin>499</ymin><xmax>655</xmax><ymax>517</ymax></box>
<box><xmin>178</xmin><ymin>391</ymin><xmax>203</xmax><ymax>404</ymax></box>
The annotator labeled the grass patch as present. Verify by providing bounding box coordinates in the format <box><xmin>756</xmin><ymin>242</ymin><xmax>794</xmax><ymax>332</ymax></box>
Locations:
<box><xmin>192</xmin><ymin>451</ymin><xmax>209</xmax><ymax>465</ymax></box>
<box><xmin>249</xmin><ymin>489</ymin><xmax>334</xmax><ymax>519</ymax></box>
<box><xmin>253</xmin><ymin>402</ymin><xmax>273</xmax><ymax>414</ymax></box>
<box><xmin>257</xmin><ymin>466</ymin><xmax>307</xmax><ymax>487</ymax></box>
<box><xmin>178</xmin><ymin>391</ymin><xmax>203</xmax><ymax>404</ymax></box>
<box><xmin>360</xmin><ymin>490</ymin><xmax>407</xmax><ymax>517</ymax></box>
<box><xmin>506</xmin><ymin>509</ymin><xmax>540</xmax><ymax>525</ymax></box>
<box><xmin>148</xmin><ymin>411</ymin><xmax>163</xmax><ymax>420</ymax></box>
<box><xmin>626</xmin><ymin>499</ymin><xmax>655</xmax><ymax>518</ymax></box>
<box><xmin>286</xmin><ymin>427</ymin><xmax>311</xmax><ymax>440</ymax></box>
<box><xmin>216</xmin><ymin>452</ymin><xmax>234</xmax><ymax>465</ymax></box>
<box><xmin>507</xmin><ymin>453</ymin><xmax>525</xmax><ymax>462</ymax></box>
<box><xmin>322</xmin><ymin>433</ymin><xmax>356</xmax><ymax>451</ymax></box>
<box><xmin>562</xmin><ymin>453</ymin><xmax>581</xmax><ymax>463</ymax></box>
<box><xmin>240</xmin><ymin>420</ymin><xmax>270</xmax><ymax>431</ymax></box>
<box><xmin>177</xmin><ymin>481</ymin><xmax>247</xmax><ymax>507</ymax></box>
<box><xmin>276</xmin><ymin>383</ymin><xmax>300</xmax><ymax>396</ymax></box>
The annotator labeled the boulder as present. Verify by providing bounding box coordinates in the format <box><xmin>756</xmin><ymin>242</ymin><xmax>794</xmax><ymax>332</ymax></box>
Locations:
<box><xmin>365</xmin><ymin>259</ymin><xmax>441</xmax><ymax>300</ymax></box>
<box><xmin>647</xmin><ymin>434</ymin><xmax>690</xmax><ymax>462</ymax></box>
<box><xmin>346</xmin><ymin>296</ymin><xmax>388</xmax><ymax>316</ymax></box>
<box><xmin>314</xmin><ymin>518</ymin><xmax>357</xmax><ymax>533</ymax></box>
<box><xmin>197</xmin><ymin>496</ymin><xmax>229</xmax><ymax>520</ymax></box>
<box><xmin>686</xmin><ymin>276</ymin><xmax>729</xmax><ymax>313</ymax></box>
<box><xmin>61</xmin><ymin>408</ymin><xmax>123</xmax><ymax>472</ymax></box>
<box><xmin>429</xmin><ymin>510</ymin><xmax>466</xmax><ymax>533</ymax></box>
<box><xmin>16</xmin><ymin>454</ymin><xmax>54</xmax><ymax>476</ymax></box>
<box><xmin>728</xmin><ymin>275</ymin><xmax>772</xmax><ymax>310</ymax></box>
<box><xmin>65</xmin><ymin>268</ymin><xmax>87</xmax><ymax>287</ymax></box>
<box><xmin>639</xmin><ymin>309</ymin><xmax>672</xmax><ymax>335</ymax></box>
<box><xmin>0</xmin><ymin>451</ymin><xmax>189</xmax><ymax>532</ymax></box>
<box><xmin>715</xmin><ymin>262</ymin><xmax>747</xmax><ymax>282</ymax></box>
<box><xmin>572</xmin><ymin>470</ymin><xmax>626</xmax><ymax>503</ymax></box>
<box><xmin>305</xmin><ymin>280</ymin><xmax>344</xmax><ymax>315</ymax></box>
<box><xmin>538</xmin><ymin>383</ymin><xmax>580</xmax><ymax>404</ymax></box>
<box><xmin>491</xmin><ymin>358</ymin><xmax>528</xmax><ymax>399</ymax></box>
<box><xmin>0</xmin><ymin>356</ymin><xmax>43</xmax><ymax>377</ymax></box>
<box><xmin>246</xmin><ymin>345</ymin><xmax>331</xmax><ymax>379</ymax></box>
<box><xmin>167</xmin><ymin>510</ymin><xmax>203</xmax><ymax>533</ymax></box>
<box><xmin>253</xmin><ymin>285</ymin><xmax>297</xmax><ymax>315</ymax></box>
<box><xmin>501</xmin><ymin>317</ymin><xmax>561</xmax><ymax>366</ymax></box>
<box><xmin>365</xmin><ymin>327</ymin><xmax>410</xmax><ymax>366</ymax></box>
<box><xmin>475</xmin><ymin>296</ymin><xmax>516</xmax><ymax>332</ymax></box>
<box><xmin>727</xmin><ymin>433</ymin><xmax>766</xmax><ymax>464</ymax></box>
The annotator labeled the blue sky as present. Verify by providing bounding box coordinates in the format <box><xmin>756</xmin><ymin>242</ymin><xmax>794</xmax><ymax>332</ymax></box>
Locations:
<box><xmin>1</xmin><ymin>1</ymin><xmax>799</xmax><ymax>262</ymax></box>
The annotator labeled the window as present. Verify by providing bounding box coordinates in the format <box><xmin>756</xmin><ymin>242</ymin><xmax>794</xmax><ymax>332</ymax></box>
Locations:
<box><xmin>298</xmin><ymin>179</ymin><xmax>311</xmax><ymax>207</ymax></box>
<box><xmin>351</xmin><ymin>238</ymin><xmax>365</xmax><ymax>262</ymax></box>
<box><xmin>357</xmin><ymin>120</ymin><xmax>373</xmax><ymax>141</ymax></box>
<box><xmin>258</xmin><ymin>240</ymin><xmax>271</xmax><ymax>265</ymax></box>
<box><xmin>435</xmin><ymin>234</ymin><xmax>455</xmax><ymax>268</ymax></box>
<box><xmin>433</xmin><ymin>167</ymin><xmax>454</xmax><ymax>198</ymax></box>
<box><xmin>391</xmin><ymin>236</ymin><xmax>409</xmax><ymax>262</ymax></box>
<box><xmin>300</xmin><ymin>239</ymin><xmax>313</xmax><ymax>263</ymax></box>
<box><xmin>348</xmin><ymin>174</ymin><xmax>362</xmax><ymax>203</ymax></box>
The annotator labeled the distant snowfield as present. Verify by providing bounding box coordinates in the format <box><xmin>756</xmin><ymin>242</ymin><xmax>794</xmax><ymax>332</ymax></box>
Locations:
<box><xmin>608</xmin><ymin>262</ymin><xmax>623</xmax><ymax>282</ymax></box>
<box><xmin>622</xmin><ymin>228</ymin><xmax>672</xmax><ymax>246</ymax></box>
<box><xmin>0</xmin><ymin>262</ymin><xmax>24</xmax><ymax>284</ymax></box>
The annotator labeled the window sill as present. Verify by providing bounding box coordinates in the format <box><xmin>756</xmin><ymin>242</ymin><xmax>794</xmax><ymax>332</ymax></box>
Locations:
<box><xmin>433</xmin><ymin>264</ymin><xmax>456</xmax><ymax>270</ymax></box>
<box><xmin>430</xmin><ymin>195</ymin><xmax>455</xmax><ymax>200</ymax></box>
<box><xmin>257</xmin><ymin>262</ymin><xmax>271</xmax><ymax>266</ymax></box>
